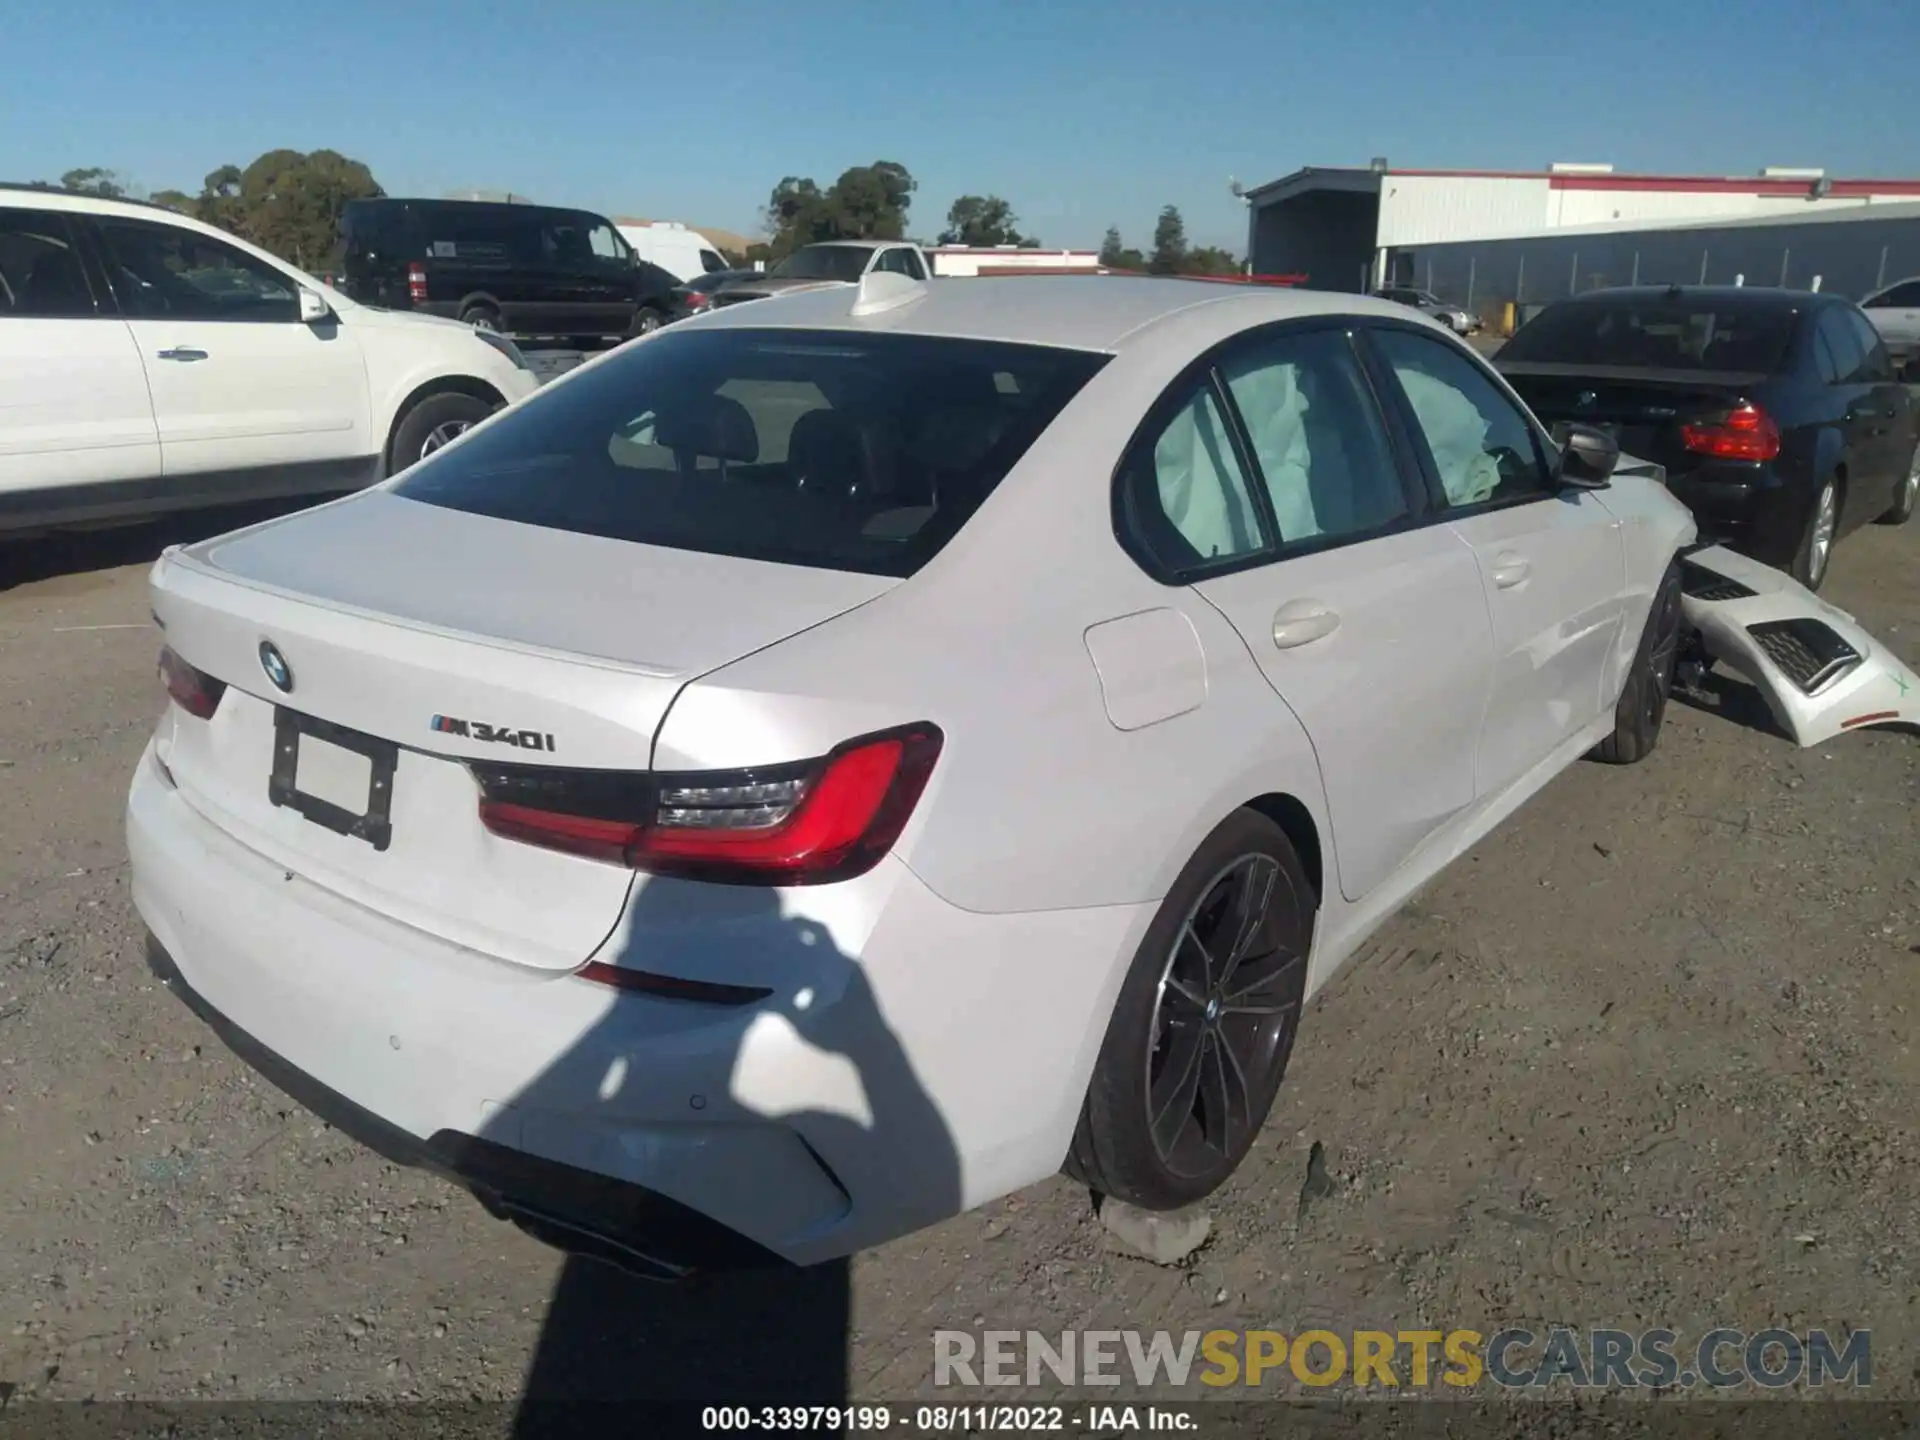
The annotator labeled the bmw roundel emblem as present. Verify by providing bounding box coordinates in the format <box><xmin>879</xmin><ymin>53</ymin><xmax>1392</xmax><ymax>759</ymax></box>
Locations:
<box><xmin>258</xmin><ymin>641</ymin><xmax>293</xmax><ymax>694</ymax></box>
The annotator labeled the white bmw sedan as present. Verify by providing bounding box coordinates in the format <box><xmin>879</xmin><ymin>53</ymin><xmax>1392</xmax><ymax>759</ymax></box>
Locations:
<box><xmin>128</xmin><ymin>274</ymin><xmax>1695</xmax><ymax>1275</ymax></box>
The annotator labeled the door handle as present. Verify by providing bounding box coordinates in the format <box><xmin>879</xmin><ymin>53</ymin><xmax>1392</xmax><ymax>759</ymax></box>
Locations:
<box><xmin>1490</xmin><ymin>552</ymin><xmax>1531</xmax><ymax>589</ymax></box>
<box><xmin>1271</xmin><ymin>599</ymin><xmax>1340</xmax><ymax>650</ymax></box>
<box><xmin>156</xmin><ymin>347</ymin><xmax>208</xmax><ymax>362</ymax></box>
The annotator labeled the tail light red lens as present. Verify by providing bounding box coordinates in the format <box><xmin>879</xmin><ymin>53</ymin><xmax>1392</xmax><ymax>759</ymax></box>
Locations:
<box><xmin>407</xmin><ymin>262</ymin><xmax>428</xmax><ymax>304</ymax></box>
<box><xmin>158</xmin><ymin>646</ymin><xmax>226</xmax><ymax>720</ymax></box>
<box><xmin>1681</xmin><ymin>401</ymin><xmax>1781</xmax><ymax>462</ymax></box>
<box><xmin>473</xmin><ymin>724</ymin><xmax>943</xmax><ymax>886</ymax></box>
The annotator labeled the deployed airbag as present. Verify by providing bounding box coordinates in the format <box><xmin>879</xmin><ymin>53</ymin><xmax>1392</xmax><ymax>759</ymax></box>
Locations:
<box><xmin>1678</xmin><ymin>545</ymin><xmax>1919</xmax><ymax>747</ymax></box>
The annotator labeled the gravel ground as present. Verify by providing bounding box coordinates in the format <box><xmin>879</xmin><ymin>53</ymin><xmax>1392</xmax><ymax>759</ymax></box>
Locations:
<box><xmin>0</xmin><ymin>503</ymin><xmax>1915</xmax><ymax>1411</ymax></box>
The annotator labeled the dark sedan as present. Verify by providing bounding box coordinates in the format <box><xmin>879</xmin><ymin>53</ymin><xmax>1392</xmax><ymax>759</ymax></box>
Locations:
<box><xmin>667</xmin><ymin>267</ymin><xmax>764</xmax><ymax>322</ymax></box>
<box><xmin>1497</xmin><ymin>286</ymin><xmax>1918</xmax><ymax>590</ymax></box>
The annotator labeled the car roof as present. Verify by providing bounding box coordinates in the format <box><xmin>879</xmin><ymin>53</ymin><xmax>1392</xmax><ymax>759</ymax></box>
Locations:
<box><xmin>1556</xmin><ymin>284</ymin><xmax>1825</xmax><ymax>310</ymax></box>
<box><xmin>686</xmin><ymin>275</ymin><xmax>1427</xmax><ymax>353</ymax></box>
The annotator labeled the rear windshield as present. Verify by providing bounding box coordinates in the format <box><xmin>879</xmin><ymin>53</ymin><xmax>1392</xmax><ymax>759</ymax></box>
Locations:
<box><xmin>770</xmin><ymin>247</ymin><xmax>872</xmax><ymax>282</ymax></box>
<box><xmin>391</xmin><ymin>327</ymin><xmax>1108</xmax><ymax>578</ymax></box>
<box><xmin>1501</xmin><ymin>298</ymin><xmax>1797</xmax><ymax>373</ymax></box>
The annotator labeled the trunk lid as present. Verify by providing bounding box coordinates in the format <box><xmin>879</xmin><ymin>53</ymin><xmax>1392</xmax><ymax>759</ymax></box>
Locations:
<box><xmin>151</xmin><ymin>490</ymin><xmax>894</xmax><ymax>970</ymax></box>
<box><xmin>1499</xmin><ymin>361</ymin><xmax>1768</xmax><ymax>478</ymax></box>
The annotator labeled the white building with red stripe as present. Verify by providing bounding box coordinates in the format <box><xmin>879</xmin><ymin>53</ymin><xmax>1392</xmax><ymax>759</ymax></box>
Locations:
<box><xmin>1244</xmin><ymin>161</ymin><xmax>1920</xmax><ymax>295</ymax></box>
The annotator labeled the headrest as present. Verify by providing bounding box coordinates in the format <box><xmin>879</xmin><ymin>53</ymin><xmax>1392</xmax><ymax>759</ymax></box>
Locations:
<box><xmin>653</xmin><ymin>394</ymin><xmax>759</xmax><ymax>463</ymax></box>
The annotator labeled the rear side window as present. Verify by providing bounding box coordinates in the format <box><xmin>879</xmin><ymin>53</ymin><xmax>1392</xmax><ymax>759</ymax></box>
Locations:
<box><xmin>1502</xmin><ymin>298</ymin><xmax>1797</xmax><ymax>373</ymax></box>
<box><xmin>426</xmin><ymin>210</ymin><xmax>536</xmax><ymax>263</ymax></box>
<box><xmin>392</xmin><ymin>327</ymin><xmax>1107</xmax><ymax>577</ymax></box>
<box><xmin>1816</xmin><ymin>308</ymin><xmax>1868</xmax><ymax>384</ymax></box>
<box><xmin>0</xmin><ymin>209</ymin><xmax>98</xmax><ymax>318</ymax></box>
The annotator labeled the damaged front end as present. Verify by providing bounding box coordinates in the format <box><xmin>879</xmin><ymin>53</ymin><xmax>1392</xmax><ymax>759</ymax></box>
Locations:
<box><xmin>1677</xmin><ymin>545</ymin><xmax>1919</xmax><ymax>747</ymax></box>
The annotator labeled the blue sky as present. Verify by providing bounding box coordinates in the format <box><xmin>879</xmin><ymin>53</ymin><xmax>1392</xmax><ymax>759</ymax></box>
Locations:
<box><xmin>6</xmin><ymin>0</ymin><xmax>1914</xmax><ymax>253</ymax></box>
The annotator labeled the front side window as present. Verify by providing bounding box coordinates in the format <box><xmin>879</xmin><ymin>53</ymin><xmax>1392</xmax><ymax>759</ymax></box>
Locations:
<box><xmin>587</xmin><ymin>221</ymin><xmax>624</xmax><ymax>261</ymax></box>
<box><xmin>1372</xmin><ymin>327</ymin><xmax>1550</xmax><ymax>507</ymax></box>
<box><xmin>1217</xmin><ymin>329</ymin><xmax>1408</xmax><ymax>545</ymax></box>
<box><xmin>700</xmin><ymin>249</ymin><xmax>727</xmax><ymax>274</ymax></box>
<box><xmin>392</xmin><ymin>327</ymin><xmax>1106</xmax><ymax>578</ymax></box>
<box><xmin>94</xmin><ymin>218</ymin><xmax>298</xmax><ymax>322</ymax></box>
<box><xmin>0</xmin><ymin>209</ymin><xmax>98</xmax><ymax>318</ymax></box>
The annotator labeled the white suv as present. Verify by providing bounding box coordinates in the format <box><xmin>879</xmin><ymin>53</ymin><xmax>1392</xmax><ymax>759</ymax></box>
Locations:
<box><xmin>0</xmin><ymin>185</ymin><xmax>538</xmax><ymax>540</ymax></box>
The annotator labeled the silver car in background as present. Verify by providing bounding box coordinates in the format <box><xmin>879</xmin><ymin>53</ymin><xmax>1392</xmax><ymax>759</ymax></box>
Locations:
<box><xmin>1375</xmin><ymin>285</ymin><xmax>1481</xmax><ymax>336</ymax></box>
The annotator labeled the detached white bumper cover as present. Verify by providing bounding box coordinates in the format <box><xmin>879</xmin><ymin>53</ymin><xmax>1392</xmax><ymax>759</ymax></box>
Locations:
<box><xmin>1679</xmin><ymin>544</ymin><xmax>1920</xmax><ymax>746</ymax></box>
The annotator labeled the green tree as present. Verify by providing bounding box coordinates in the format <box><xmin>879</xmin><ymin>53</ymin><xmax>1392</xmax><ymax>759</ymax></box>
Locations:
<box><xmin>1098</xmin><ymin>225</ymin><xmax>1145</xmax><ymax>271</ymax></box>
<box><xmin>763</xmin><ymin>161</ymin><xmax>918</xmax><ymax>256</ymax></box>
<box><xmin>938</xmin><ymin>194</ymin><xmax>1029</xmax><ymax>248</ymax></box>
<box><xmin>148</xmin><ymin>189</ymin><xmax>195</xmax><ymax>214</ymax></box>
<box><xmin>58</xmin><ymin>167</ymin><xmax>127</xmax><ymax>198</ymax></box>
<box><xmin>195</xmin><ymin>165</ymin><xmax>249</xmax><ymax>237</ymax></box>
<box><xmin>1148</xmin><ymin>205</ymin><xmax>1188</xmax><ymax>275</ymax></box>
<box><xmin>234</xmin><ymin>149</ymin><xmax>383</xmax><ymax>269</ymax></box>
<box><xmin>1182</xmin><ymin>245</ymin><xmax>1241</xmax><ymax>277</ymax></box>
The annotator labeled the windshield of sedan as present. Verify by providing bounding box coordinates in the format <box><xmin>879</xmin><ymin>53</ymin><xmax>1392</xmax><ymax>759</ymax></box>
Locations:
<box><xmin>391</xmin><ymin>327</ymin><xmax>1107</xmax><ymax>578</ymax></box>
<box><xmin>1501</xmin><ymin>298</ymin><xmax>1797</xmax><ymax>372</ymax></box>
<box><xmin>769</xmin><ymin>246</ymin><xmax>874</xmax><ymax>282</ymax></box>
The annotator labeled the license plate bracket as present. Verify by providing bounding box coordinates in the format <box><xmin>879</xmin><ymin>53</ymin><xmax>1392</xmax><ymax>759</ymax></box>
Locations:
<box><xmin>268</xmin><ymin>708</ymin><xmax>398</xmax><ymax>852</ymax></box>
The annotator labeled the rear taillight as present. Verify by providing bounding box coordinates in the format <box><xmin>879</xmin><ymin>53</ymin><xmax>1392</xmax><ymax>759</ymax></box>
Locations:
<box><xmin>1681</xmin><ymin>401</ymin><xmax>1781</xmax><ymax>462</ymax></box>
<box><xmin>159</xmin><ymin>646</ymin><xmax>225</xmax><ymax>720</ymax></box>
<box><xmin>407</xmin><ymin>262</ymin><xmax>428</xmax><ymax>304</ymax></box>
<box><xmin>473</xmin><ymin>724</ymin><xmax>943</xmax><ymax>886</ymax></box>
<box><xmin>684</xmin><ymin>291</ymin><xmax>711</xmax><ymax>310</ymax></box>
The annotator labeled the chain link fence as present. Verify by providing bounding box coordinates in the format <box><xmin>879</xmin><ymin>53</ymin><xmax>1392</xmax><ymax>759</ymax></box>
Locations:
<box><xmin>1389</xmin><ymin>212</ymin><xmax>1920</xmax><ymax>333</ymax></box>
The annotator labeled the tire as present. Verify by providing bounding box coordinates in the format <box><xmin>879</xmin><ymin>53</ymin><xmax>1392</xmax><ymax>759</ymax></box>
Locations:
<box><xmin>1065</xmin><ymin>809</ymin><xmax>1313</xmax><ymax>1211</ymax></box>
<box><xmin>459</xmin><ymin>305</ymin><xmax>501</xmax><ymax>333</ymax></box>
<box><xmin>627</xmin><ymin>306</ymin><xmax>665</xmax><ymax>339</ymax></box>
<box><xmin>1878</xmin><ymin>443</ymin><xmax>1918</xmax><ymax>525</ymax></box>
<box><xmin>387</xmin><ymin>392</ymin><xmax>496</xmax><ymax>475</ymax></box>
<box><xmin>1790</xmin><ymin>473</ymin><xmax>1842</xmax><ymax>591</ymax></box>
<box><xmin>1592</xmin><ymin>556</ymin><xmax>1684</xmax><ymax>766</ymax></box>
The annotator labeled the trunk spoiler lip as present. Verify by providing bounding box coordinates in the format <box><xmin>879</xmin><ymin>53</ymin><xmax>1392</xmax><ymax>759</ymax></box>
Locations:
<box><xmin>152</xmin><ymin>545</ymin><xmax>690</xmax><ymax>681</ymax></box>
<box><xmin>1678</xmin><ymin>544</ymin><xmax>1920</xmax><ymax>747</ymax></box>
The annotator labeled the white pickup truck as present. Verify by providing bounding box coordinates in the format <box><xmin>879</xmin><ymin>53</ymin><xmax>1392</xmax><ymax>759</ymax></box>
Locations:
<box><xmin>707</xmin><ymin>240</ymin><xmax>930</xmax><ymax>310</ymax></box>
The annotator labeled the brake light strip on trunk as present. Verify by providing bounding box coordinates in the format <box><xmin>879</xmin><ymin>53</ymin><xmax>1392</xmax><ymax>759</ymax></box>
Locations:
<box><xmin>472</xmin><ymin>724</ymin><xmax>943</xmax><ymax>887</ymax></box>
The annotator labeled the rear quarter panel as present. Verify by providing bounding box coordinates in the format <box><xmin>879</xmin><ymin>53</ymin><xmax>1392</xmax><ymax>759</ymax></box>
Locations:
<box><xmin>650</xmin><ymin>346</ymin><xmax>1335</xmax><ymax>919</ymax></box>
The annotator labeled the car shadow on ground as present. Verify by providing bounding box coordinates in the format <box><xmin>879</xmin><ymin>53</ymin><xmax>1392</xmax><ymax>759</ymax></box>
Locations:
<box><xmin>0</xmin><ymin>497</ymin><xmax>334</xmax><ymax>592</ymax></box>
<box><xmin>1672</xmin><ymin>668</ymin><xmax>1791</xmax><ymax>741</ymax></box>
<box><xmin>497</xmin><ymin>879</ymin><xmax>961</xmax><ymax>1428</ymax></box>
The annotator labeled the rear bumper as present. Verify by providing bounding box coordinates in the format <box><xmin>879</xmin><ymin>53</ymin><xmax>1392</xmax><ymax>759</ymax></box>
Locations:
<box><xmin>1665</xmin><ymin>463</ymin><xmax>1804</xmax><ymax>567</ymax></box>
<box><xmin>142</xmin><ymin>936</ymin><xmax>777</xmax><ymax>1277</ymax></box>
<box><xmin>127</xmin><ymin>740</ymin><xmax>1151</xmax><ymax>1265</ymax></box>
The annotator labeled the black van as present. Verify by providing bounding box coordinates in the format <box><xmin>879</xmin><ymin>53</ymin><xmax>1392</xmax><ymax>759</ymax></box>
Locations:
<box><xmin>339</xmin><ymin>198</ymin><xmax>681</xmax><ymax>344</ymax></box>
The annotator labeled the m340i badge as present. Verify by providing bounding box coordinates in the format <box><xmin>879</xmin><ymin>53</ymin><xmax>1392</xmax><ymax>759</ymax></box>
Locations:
<box><xmin>431</xmin><ymin>715</ymin><xmax>558</xmax><ymax>753</ymax></box>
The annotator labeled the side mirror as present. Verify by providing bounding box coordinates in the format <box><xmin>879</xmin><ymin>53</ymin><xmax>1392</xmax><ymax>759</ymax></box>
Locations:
<box><xmin>1556</xmin><ymin>422</ymin><xmax>1618</xmax><ymax>488</ymax></box>
<box><xmin>297</xmin><ymin>287</ymin><xmax>332</xmax><ymax>325</ymax></box>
